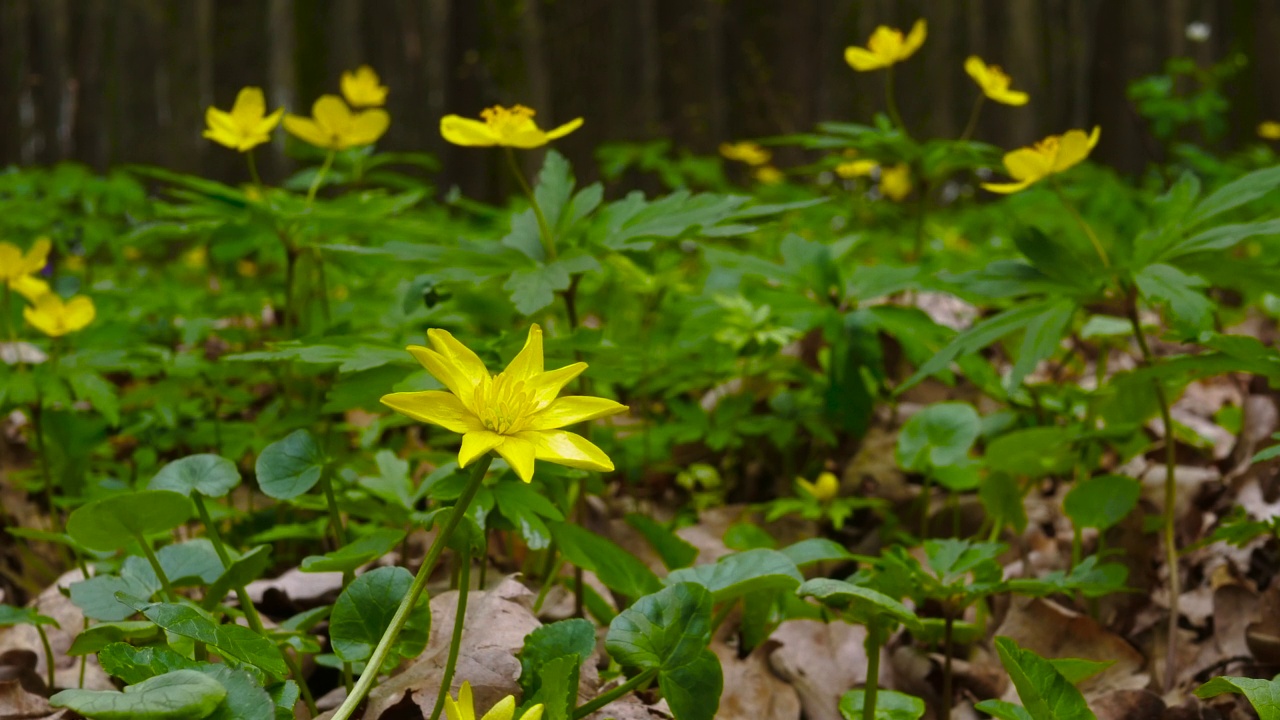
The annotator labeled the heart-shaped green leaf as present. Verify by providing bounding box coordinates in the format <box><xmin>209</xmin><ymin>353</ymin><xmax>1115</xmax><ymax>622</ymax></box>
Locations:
<box><xmin>300</xmin><ymin>528</ymin><xmax>406</xmax><ymax>574</ymax></box>
<box><xmin>49</xmin><ymin>668</ymin><xmax>227</xmax><ymax>720</ymax></box>
<box><xmin>780</xmin><ymin>538</ymin><xmax>854</xmax><ymax>567</ymax></box>
<box><xmin>200</xmin><ymin>663</ymin><xmax>275</xmax><ymax>720</ymax></box>
<box><xmin>658</xmin><ymin>648</ymin><xmax>722</xmax><ymax>720</ymax></box>
<box><xmin>666</xmin><ymin>548</ymin><xmax>803</xmax><ymax>602</ymax></box>
<box><xmin>255</xmin><ymin>430</ymin><xmax>325</xmax><ymax>500</ymax></box>
<box><xmin>1063</xmin><ymin>474</ymin><xmax>1141</xmax><ymax>531</ymax></box>
<box><xmin>71</xmin><ymin>573</ymin><xmax>157</xmax><ymax>622</ymax></box>
<box><xmin>119</xmin><ymin>596</ymin><xmax>287</xmax><ymax>678</ymax></box>
<box><xmin>518</xmin><ymin>618</ymin><xmax>595</xmax><ymax>700</ymax></box>
<box><xmin>895</xmin><ymin>402</ymin><xmax>980</xmax><ymax>472</ymax></box>
<box><xmin>149</xmin><ymin>454</ymin><xmax>241</xmax><ymax>498</ymax></box>
<box><xmin>330</xmin><ymin>566</ymin><xmax>430</xmax><ymax>665</ymax></box>
<box><xmin>67</xmin><ymin>491</ymin><xmax>193</xmax><ymax>551</ymax></box>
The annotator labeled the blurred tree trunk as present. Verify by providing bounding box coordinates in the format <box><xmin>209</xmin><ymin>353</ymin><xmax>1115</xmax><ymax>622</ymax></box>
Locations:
<box><xmin>267</xmin><ymin>0</ymin><xmax>296</xmax><ymax>176</ymax></box>
<box><xmin>0</xmin><ymin>0</ymin><xmax>31</xmax><ymax>165</ymax></box>
<box><xmin>33</xmin><ymin>0</ymin><xmax>70</xmax><ymax>163</ymax></box>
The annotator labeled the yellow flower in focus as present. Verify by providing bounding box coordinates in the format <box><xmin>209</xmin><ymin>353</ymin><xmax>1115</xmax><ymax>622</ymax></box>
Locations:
<box><xmin>836</xmin><ymin>159</ymin><xmax>877</xmax><ymax>179</ymax></box>
<box><xmin>754</xmin><ymin>166</ymin><xmax>784</xmax><ymax>185</ymax></box>
<box><xmin>236</xmin><ymin>259</ymin><xmax>258</xmax><ymax>278</ymax></box>
<box><xmin>720</xmin><ymin>141</ymin><xmax>771</xmax><ymax>166</ymax></box>
<box><xmin>879</xmin><ymin>163</ymin><xmax>912</xmax><ymax>201</ymax></box>
<box><xmin>341</xmin><ymin>65</ymin><xmax>388</xmax><ymax>108</ymax></box>
<box><xmin>0</xmin><ymin>238</ymin><xmax>51</xmax><ymax>302</ymax></box>
<box><xmin>1259</xmin><ymin>121</ymin><xmax>1280</xmax><ymax>140</ymax></box>
<box><xmin>964</xmin><ymin>56</ymin><xmax>1028</xmax><ymax>106</ymax></box>
<box><xmin>982</xmin><ymin>127</ymin><xmax>1100</xmax><ymax>194</ymax></box>
<box><xmin>203</xmin><ymin>87</ymin><xmax>283</xmax><ymax>152</ymax></box>
<box><xmin>441</xmin><ymin>105</ymin><xmax>582</xmax><ymax>149</ymax></box>
<box><xmin>845</xmin><ymin>19</ymin><xmax>927</xmax><ymax>72</ymax></box>
<box><xmin>284</xmin><ymin>95</ymin><xmax>390</xmax><ymax>150</ymax></box>
<box><xmin>24</xmin><ymin>293</ymin><xmax>95</xmax><ymax>337</ymax></box>
<box><xmin>444</xmin><ymin>682</ymin><xmax>543</xmax><ymax>720</ymax></box>
<box><xmin>797</xmin><ymin>471</ymin><xmax>840</xmax><ymax>503</ymax></box>
<box><xmin>381</xmin><ymin>325</ymin><xmax>627</xmax><ymax>482</ymax></box>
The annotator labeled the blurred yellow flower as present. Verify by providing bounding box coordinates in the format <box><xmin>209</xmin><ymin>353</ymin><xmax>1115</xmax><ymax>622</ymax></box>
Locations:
<box><xmin>24</xmin><ymin>293</ymin><xmax>95</xmax><ymax>337</ymax></box>
<box><xmin>836</xmin><ymin>159</ymin><xmax>877</xmax><ymax>179</ymax></box>
<box><xmin>183</xmin><ymin>246</ymin><xmax>208</xmax><ymax>269</ymax></box>
<box><xmin>341</xmin><ymin>65</ymin><xmax>388</xmax><ymax>108</ymax></box>
<box><xmin>720</xmin><ymin>141</ymin><xmax>771</xmax><ymax>166</ymax></box>
<box><xmin>381</xmin><ymin>325</ymin><xmax>627</xmax><ymax>482</ymax></box>
<box><xmin>441</xmin><ymin>105</ymin><xmax>582</xmax><ymax>149</ymax></box>
<box><xmin>797</xmin><ymin>471</ymin><xmax>840</xmax><ymax>503</ymax></box>
<box><xmin>122</xmin><ymin>246</ymin><xmax>142</xmax><ymax>261</ymax></box>
<box><xmin>880</xmin><ymin>163</ymin><xmax>912</xmax><ymax>201</ymax></box>
<box><xmin>982</xmin><ymin>127</ymin><xmax>1100</xmax><ymax>194</ymax></box>
<box><xmin>1259</xmin><ymin>121</ymin><xmax>1280</xmax><ymax>140</ymax></box>
<box><xmin>0</xmin><ymin>238</ymin><xmax>51</xmax><ymax>302</ymax></box>
<box><xmin>444</xmin><ymin>682</ymin><xmax>543</xmax><ymax>720</ymax></box>
<box><xmin>754</xmin><ymin>166</ymin><xmax>784</xmax><ymax>185</ymax></box>
<box><xmin>236</xmin><ymin>259</ymin><xmax>258</xmax><ymax>278</ymax></box>
<box><xmin>284</xmin><ymin>95</ymin><xmax>390</xmax><ymax>150</ymax></box>
<box><xmin>845</xmin><ymin>19</ymin><xmax>927</xmax><ymax>72</ymax></box>
<box><xmin>63</xmin><ymin>255</ymin><xmax>85</xmax><ymax>272</ymax></box>
<box><xmin>964</xmin><ymin>56</ymin><xmax>1028</xmax><ymax>106</ymax></box>
<box><xmin>203</xmin><ymin>87</ymin><xmax>283</xmax><ymax>152</ymax></box>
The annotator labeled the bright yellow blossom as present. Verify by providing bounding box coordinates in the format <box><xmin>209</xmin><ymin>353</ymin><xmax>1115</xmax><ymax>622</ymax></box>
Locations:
<box><xmin>24</xmin><ymin>293</ymin><xmax>95</xmax><ymax>337</ymax></box>
<box><xmin>203</xmin><ymin>87</ymin><xmax>283</xmax><ymax>152</ymax></box>
<box><xmin>845</xmin><ymin>19</ymin><xmax>927</xmax><ymax>72</ymax></box>
<box><xmin>720</xmin><ymin>141</ymin><xmax>771</xmax><ymax>166</ymax></box>
<box><xmin>444</xmin><ymin>682</ymin><xmax>543</xmax><ymax>720</ymax></box>
<box><xmin>441</xmin><ymin>105</ymin><xmax>582</xmax><ymax>149</ymax></box>
<box><xmin>982</xmin><ymin>127</ymin><xmax>1100</xmax><ymax>194</ymax></box>
<box><xmin>836</xmin><ymin>159</ymin><xmax>877</xmax><ymax>179</ymax></box>
<box><xmin>880</xmin><ymin>163</ymin><xmax>913</xmax><ymax>201</ymax></box>
<box><xmin>341</xmin><ymin>65</ymin><xmax>388</xmax><ymax>108</ymax></box>
<box><xmin>754</xmin><ymin>166</ymin><xmax>784</xmax><ymax>185</ymax></box>
<box><xmin>797</xmin><ymin>471</ymin><xmax>840</xmax><ymax>503</ymax></box>
<box><xmin>381</xmin><ymin>325</ymin><xmax>626</xmax><ymax>483</ymax></box>
<box><xmin>1259</xmin><ymin>121</ymin><xmax>1280</xmax><ymax>140</ymax></box>
<box><xmin>0</xmin><ymin>238</ymin><xmax>52</xmax><ymax>302</ymax></box>
<box><xmin>964</xmin><ymin>56</ymin><xmax>1028</xmax><ymax>106</ymax></box>
<box><xmin>284</xmin><ymin>95</ymin><xmax>390</xmax><ymax>150</ymax></box>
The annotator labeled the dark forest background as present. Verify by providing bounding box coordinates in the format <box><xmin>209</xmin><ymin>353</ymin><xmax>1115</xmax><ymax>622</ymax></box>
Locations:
<box><xmin>3</xmin><ymin>0</ymin><xmax>1280</xmax><ymax>199</ymax></box>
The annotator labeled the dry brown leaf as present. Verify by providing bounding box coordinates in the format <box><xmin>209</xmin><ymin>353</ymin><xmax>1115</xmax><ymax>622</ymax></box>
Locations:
<box><xmin>0</xmin><ymin>678</ymin><xmax>69</xmax><ymax>719</ymax></box>
<box><xmin>713</xmin><ymin>636</ymin><xmax>800</xmax><ymax>720</ymax></box>
<box><xmin>767</xmin><ymin>620</ymin><xmax>867</xmax><ymax>720</ymax></box>
<box><xmin>584</xmin><ymin>695</ymin><xmax>671</xmax><ymax>720</ymax></box>
<box><xmin>1090</xmin><ymin>689</ymin><xmax>1165</xmax><ymax>720</ymax></box>
<box><xmin>246</xmin><ymin>567</ymin><xmax>345</xmax><ymax>607</ymax></box>
<box><xmin>0</xmin><ymin>569</ymin><xmax>113</xmax><ymax>692</ymax></box>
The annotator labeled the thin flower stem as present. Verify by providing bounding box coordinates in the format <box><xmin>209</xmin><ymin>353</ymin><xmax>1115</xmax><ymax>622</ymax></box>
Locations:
<box><xmin>31</xmin><ymin>400</ymin><xmax>59</xmax><ymax>534</ymax></box>
<box><xmin>574</xmin><ymin>668</ymin><xmax>659</xmax><ymax>719</ymax></box>
<box><xmin>192</xmin><ymin>495</ymin><xmax>266</xmax><ymax>634</ymax></box>
<box><xmin>958</xmin><ymin>95</ymin><xmax>985</xmax><ymax>143</ymax></box>
<box><xmin>1127</xmin><ymin>297</ymin><xmax>1180</xmax><ymax>694</ymax></box>
<box><xmin>245</xmin><ymin>150</ymin><xmax>263</xmax><ymax>190</ymax></box>
<box><xmin>330</xmin><ymin>455</ymin><xmax>492</xmax><ymax>720</ymax></box>
<box><xmin>427</xmin><ymin>546</ymin><xmax>471</xmax><ymax>720</ymax></box>
<box><xmin>942</xmin><ymin>610</ymin><xmax>955</xmax><ymax>720</ymax></box>
<box><xmin>504</xmin><ymin>147</ymin><xmax>557</xmax><ymax>261</ymax></box>
<box><xmin>306</xmin><ymin>151</ymin><xmax>336</xmax><ymax>204</ymax></box>
<box><xmin>36</xmin><ymin>623</ymin><xmax>55</xmax><ymax>690</ymax></box>
<box><xmin>862</xmin><ymin>620</ymin><xmax>883</xmax><ymax>720</ymax></box>
<box><xmin>320</xmin><ymin>467</ymin><xmax>347</xmax><ymax>550</ymax></box>
<box><xmin>532</xmin><ymin>555</ymin><xmax>564</xmax><ymax>614</ymax></box>
<box><xmin>1050</xmin><ymin>182</ymin><xmax>1110</xmax><ymax>268</ymax></box>
<box><xmin>284</xmin><ymin>652</ymin><xmax>319</xmax><ymax>717</ymax></box>
<box><xmin>884</xmin><ymin>67</ymin><xmax>909</xmax><ymax>138</ymax></box>
<box><xmin>134</xmin><ymin>531</ymin><xmax>178</xmax><ymax>602</ymax></box>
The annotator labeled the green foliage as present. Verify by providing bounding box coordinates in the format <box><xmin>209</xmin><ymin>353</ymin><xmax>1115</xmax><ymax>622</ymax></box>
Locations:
<box><xmin>49</xmin><ymin>669</ymin><xmax>228</xmax><ymax>720</ymax></box>
<box><xmin>992</xmin><ymin>637</ymin><xmax>1097</xmax><ymax>720</ymax></box>
<box><xmin>329</xmin><ymin>566</ymin><xmax>430</xmax><ymax>667</ymax></box>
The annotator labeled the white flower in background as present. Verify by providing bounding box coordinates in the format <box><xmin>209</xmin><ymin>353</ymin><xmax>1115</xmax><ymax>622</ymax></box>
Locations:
<box><xmin>1185</xmin><ymin>21</ymin><xmax>1211</xmax><ymax>43</ymax></box>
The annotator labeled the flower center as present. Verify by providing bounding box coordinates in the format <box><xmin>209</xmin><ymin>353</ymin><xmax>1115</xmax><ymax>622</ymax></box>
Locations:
<box><xmin>481</xmin><ymin>105</ymin><xmax>536</xmax><ymax>136</ymax></box>
<box><xmin>473</xmin><ymin>371</ymin><xmax>537</xmax><ymax>435</ymax></box>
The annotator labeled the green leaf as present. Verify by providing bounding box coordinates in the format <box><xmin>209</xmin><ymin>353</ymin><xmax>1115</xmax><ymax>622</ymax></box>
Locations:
<box><xmin>0</xmin><ymin>604</ymin><xmax>58</xmax><ymax>628</ymax></box>
<box><xmin>66</xmin><ymin>491</ymin><xmax>193</xmax><ymax>551</ymax></box>
<box><xmin>1009</xmin><ymin>299</ymin><xmax>1076</xmax><ymax>389</ymax></box>
<box><xmin>71</xmin><ymin>574</ymin><xmax>156</xmax><ymax>622</ymax></box>
<box><xmin>895</xmin><ymin>402</ymin><xmax>980</xmax><ymax>472</ymax></box>
<box><xmin>973</xmin><ymin>699</ymin><xmax>1034</xmax><ymax>720</ymax></box>
<box><xmin>49</xmin><ymin>669</ymin><xmax>227</xmax><ymax>720</ymax></box>
<box><xmin>979</xmin><ymin>472</ymin><xmax>1027</xmax><ymax>534</ymax></box>
<box><xmin>203</xmin><ymin>546</ymin><xmax>273</xmax><ymax>612</ymax></box>
<box><xmin>67</xmin><ymin>621</ymin><xmax>162</xmax><ymax>656</ymax></box>
<box><xmin>659</xmin><ymin>648</ymin><xmax>722</xmax><ymax>720</ymax></box>
<box><xmin>98</xmin><ymin>643</ymin><xmax>199</xmax><ymax>685</ymax></box>
<box><xmin>299</xmin><ymin>528</ymin><xmax>406</xmax><ymax>574</ymax></box>
<box><xmin>518</xmin><ymin>618</ymin><xmax>596</xmax><ymax>700</ymax></box>
<box><xmin>255</xmin><ymin>430</ymin><xmax>325</xmax><ymax>500</ymax></box>
<box><xmin>779</xmin><ymin>538</ymin><xmax>855</xmax><ymax>567</ymax></box>
<box><xmin>329</xmin><ymin>566</ymin><xmax>430</xmax><ymax>665</ymax></box>
<box><xmin>839</xmin><ymin>689</ymin><xmax>926</xmax><ymax>720</ymax></box>
<box><xmin>68</xmin><ymin>369</ymin><xmax>121</xmax><ymax>426</ymax></box>
<box><xmin>1163</xmin><ymin>218</ymin><xmax>1280</xmax><ymax>260</ymax></box>
<box><xmin>156</xmin><ymin>539</ymin><xmax>225</xmax><ymax>586</ymax></box>
<box><xmin>1063</xmin><ymin>474</ymin><xmax>1141</xmax><ymax>531</ymax></box>
<box><xmin>200</xmin><ymin>663</ymin><xmax>276</xmax><ymax>720</ymax></box>
<box><xmin>985</xmin><ymin>427</ymin><xmax>1076</xmax><ymax>478</ymax></box>
<box><xmin>606</xmin><ymin>582</ymin><xmax>713</xmax><ymax>673</ymax></box>
<box><xmin>993</xmin><ymin>636</ymin><xmax>1097</xmax><ymax>720</ymax></box>
<box><xmin>1049</xmin><ymin>657</ymin><xmax>1115</xmax><ymax>685</ymax></box>
<box><xmin>492</xmin><ymin>480</ymin><xmax>564</xmax><ymax>551</ymax></box>
<box><xmin>120</xmin><ymin>597</ymin><xmax>287</xmax><ymax>678</ymax></box>
<box><xmin>552</xmin><ymin>522</ymin><xmax>662</xmax><ymax>601</ymax></box>
<box><xmin>796</xmin><ymin>578</ymin><xmax>920</xmax><ymax>630</ymax></box>
<box><xmin>531</xmin><ymin>655</ymin><xmax>577</xmax><ymax>720</ymax></box>
<box><xmin>1186</xmin><ymin>165</ymin><xmax>1280</xmax><ymax>228</ymax></box>
<box><xmin>149</xmin><ymin>454</ymin><xmax>241</xmax><ymax>498</ymax></box>
<box><xmin>625</xmin><ymin>514</ymin><xmax>698</xmax><ymax>570</ymax></box>
<box><xmin>666</xmin><ymin>548</ymin><xmax>803</xmax><ymax>602</ymax></box>
<box><xmin>1195</xmin><ymin>675</ymin><xmax>1280</xmax><ymax>720</ymax></box>
<box><xmin>267</xmin><ymin>681</ymin><xmax>301</xmax><ymax>720</ymax></box>
<box><xmin>924</xmin><ymin>539</ymin><xmax>1004</xmax><ymax>584</ymax></box>
<box><xmin>1134</xmin><ymin>263</ymin><xmax>1212</xmax><ymax>331</ymax></box>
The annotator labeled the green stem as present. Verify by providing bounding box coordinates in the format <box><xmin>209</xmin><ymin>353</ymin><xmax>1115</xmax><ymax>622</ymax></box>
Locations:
<box><xmin>313</xmin><ymin>248</ymin><xmax>332</xmax><ymax>328</ymax></box>
<box><xmin>3</xmin><ymin>282</ymin><xmax>13</xmax><ymax>342</ymax></box>
<box><xmin>958</xmin><ymin>95</ymin><xmax>985</xmax><ymax>143</ymax></box>
<box><xmin>504</xmin><ymin>147</ymin><xmax>556</xmax><ymax>261</ymax></box>
<box><xmin>329</xmin><ymin>455</ymin><xmax>492</xmax><ymax>720</ymax></box>
<box><xmin>306</xmin><ymin>151</ymin><xmax>336</xmax><ymax>204</ymax></box>
<box><xmin>1050</xmin><ymin>182</ymin><xmax>1110</xmax><ymax>268</ymax></box>
<box><xmin>427</xmin><ymin>546</ymin><xmax>472</xmax><ymax>720</ymax></box>
<box><xmin>942</xmin><ymin>610</ymin><xmax>954</xmax><ymax>720</ymax></box>
<box><xmin>134</xmin><ymin>531</ymin><xmax>178</xmax><ymax>602</ymax></box>
<box><xmin>884</xmin><ymin>66</ymin><xmax>909</xmax><ymax>138</ymax></box>
<box><xmin>246</xmin><ymin>150</ymin><xmax>263</xmax><ymax>190</ymax></box>
<box><xmin>193</xmin><ymin>495</ymin><xmax>266</xmax><ymax>634</ymax></box>
<box><xmin>862</xmin><ymin>620</ymin><xmax>883</xmax><ymax>720</ymax></box>
<box><xmin>284</xmin><ymin>651</ymin><xmax>319</xmax><ymax>717</ymax></box>
<box><xmin>320</xmin><ymin>467</ymin><xmax>347</xmax><ymax>550</ymax></box>
<box><xmin>30</xmin><ymin>400</ymin><xmax>60</xmax><ymax>533</ymax></box>
<box><xmin>280</xmin><ymin>237</ymin><xmax>298</xmax><ymax>337</ymax></box>
<box><xmin>1126</xmin><ymin>297</ymin><xmax>1180</xmax><ymax>693</ymax></box>
<box><xmin>574</xmin><ymin>668</ymin><xmax>659</xmax><ymax>719</ymax></box>
<box><xmin>37</xmin><ymin>623</ymin><xmax>55</xmax><ymax>690</ymax></box>
<box><xmin>532</xmin><ymin>555</ymin><xmax>564</xmax><ymax>614</ymax></box>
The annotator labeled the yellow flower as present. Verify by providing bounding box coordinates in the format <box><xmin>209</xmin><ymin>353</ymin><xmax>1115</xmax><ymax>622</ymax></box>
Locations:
<box><xmin>1259</xmin><ymin>121</ymin><xmax>1280</xmax><ymax>140</ymax></box>
<box><xmin>0</xmin><ymin>238</ymin><xmax>51</xmax><ymax>302</ymax></box>
<box><xmin>183</xmin><ymin>246</ymin><xmax>208</xmax><ymax>269</ymax></box>
<box><xmin>754</xmin><ymin>166</ymin><xmax>784</xmax><ymax>185</ymax></box>
<box><xmin>982</xmin><ymin>127</ymin><xmax>1100</xmax><ymax>194</ymax></box>
<box><xmin>63</xmin><ymin>255</ymin><xmax>85</xmax><ymax>272</ymax></box>
<box><xmin>797</xmin><ymin>471</ymin><xmax>840</xmax><ymax>503</ymax></box>
<box><xmin>122</xmin><ymin>246</ymin><xmax>141</xmax><ymax>261</ymax></box>
<box><xmin>24</xmin><ymin>293</ymin><xmax>95</xmax><ymax>337</ymax></box>
<box><xmin>879</xmin><ymin>163</ymin><xmax>912</xmax><ymax>201</ymax></box>
<box><xmin>444</xmin><ymin>682</ymin><xmax>543</xmax><ymax>720</ymax></box>
<box><xmin>203</xmin><ymin>87</ymin><xmax>283</xmax><ymax>152</ymax></box>
<box><xmin>836</xmin><ymin>159</ymin><xmax>877</xmax><ymax>179</ymax></box>
<box><xmin>720</xmin><ymin>141</ymin><xmax>771</xmax><ymax>166</ymax></box>
<box><xmin>381</xmin><ymin>325</ymin><xmax>627</xmax><ymax>483</ymax></box>
<box><xmin>964</xmin><ymin>56</ymin><xmax>1028</xmax><ymax>106</ymax></box>
<box><xmin>236</xmin><ymin>259</ymin><xmax>258</xmax><ymax>278</ymax></box>
<box><xmin>845</xmin><ymin>19</ymin><xmax>927</xmax><ymax>72</ymax></box>
<box><xmin>341</xmin><ymin>65</ymin><xmax>388</xmax><ymax>108</ymax></box>
<box><xmin>440</xmin><ymin>105</ymin><xmax>582</xmax><ymax>149</ymax></box>
<box><xmin>284</xmin><ymin>95</ymin><xmax>390</xmax><ymax>150</ymax></box>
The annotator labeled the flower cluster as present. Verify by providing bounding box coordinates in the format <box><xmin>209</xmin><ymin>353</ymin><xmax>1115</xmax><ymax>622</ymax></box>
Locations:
<box><xmin>1</xmin><ymin>238</ymin><xmax>95</xmax><ymax>338</ymax></box>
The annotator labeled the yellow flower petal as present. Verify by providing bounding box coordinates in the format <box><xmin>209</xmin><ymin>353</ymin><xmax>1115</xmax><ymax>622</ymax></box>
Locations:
<box><xmin>494</xmin><ymin>435</ymin><xmax>536</xmax><ymax>482</ymax></box>
<box><xmin>1002</xmin><ymin>147</ymin><xmax>1053</xmax><ymax>183</ymax></box>
<box><xmin>459</xmin><ymin>431</ymin><xmax>506</xmax><ymax>468</ymax></box>
<box><xmin>230</xmin><ymin>87</ymin><xmax>266</xmax><ymax>126</ymax></box>
<box><xmin>980</xmin><ymin>179</ymin><xmax>1035</xmax><ymax>194</ymax></box>
<box><xmin>283</xmin><ymin>115</ymin><xmax>332</xmax><ymax>149</ymax></box>
<box><xmin>518</xmin><ymin>704</ymin><xmax>545</xmax><ymax>720</ymax></box>
<box><xmin>445</xmin><ymin>682</ymin><xmax>477</xmax><ymax>720</ymax></box>
<box><xmin>312</xmin><ymin>95</ymin><xmax>352</xmax><ymax>131</ymax></box>
<box><xmin>543</xmin><ymin>117</ymin><xmax>583</xmax><ymax>141</ymax></box>
<box><xmin>427</xmin><ymin>329</ymin><xmax>491</xmax><ymax>387</ymax></box>
<box><xmin>503</xmin><ymin>324</ymin><xmax>545</xmax><ymax>380</ymax></box>
<box><xmin>964</xmin><ymin>56</ymin><xmax>986</xmax><ymax>84</ymax></box>
<box><xmin>345</xmin><ymin>108</ymin><xmax>390</xmax><ymax>148</ymax></box>
<box><xmin>990</xmin><ymin>88</ymin><xmax>1029</xmax><ymax>106</ymax></box>
<box><xmin>901</xmin><ymin>19</ymin><xmax>927</xmax><ymax>58</ymax></box>
<box><xmin>13</xmin><ymin>274</ymin><xmax>50</xmax><ymax>302</ymax></box>
<box><xmin>407</xmin><ymin>346</ymin><xmax>480</xmax><ymax>409</ymax></box>
<box><xmin>517</xmin><ymin>429</ymin><xmax>615</xmax><ymax>473</ymax></box>
<box><xmin>1052</xmin><ymin>126</ymin><xmax>1100</xmax><ymax>172</ymax></box>
<box><xmin>525</xmin><ymin>362</ymin><xmax>588</xmax><ymax>408</ymax></box>
<box><xmin>479</xmin><ymin>696</ymin><xmax>516</xmax><ymax>720</ymax></box>
<box><xmin>63</xmin><ymin>296</ymin><xmax>96</xmax><ymax>332</ymax></box>
<box><xmin>844</xmin><ymin>46</ymin><xmax>886</xmax><ymax>72</ymax></box>
<box><xmin>24</xmin><ymin>237</ymin><xmax>51</xmax><ymax>275</ymax></box>
<box><xmin>525</xmin><ymin>396</ymin><xmax>628</xmax><ymax>431</ymax></box>
<box><xmin>341</xmin><ymin>65</ymin><xmax>389</xmax><ymax>107</ymax></box>
<box><xmin>441</xmin><ymin>115</ymin><xmax>499</xmax><ymax>146</ymax></box>
<box><xmin>380</xmin><ymin>391</ymin><xmax>481</xmax><ymax>434</ymax></box>
<box><xmin>253</xmin><ymin>107</ymin><xmax>285</xmax><ymax>136</ymax></box>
